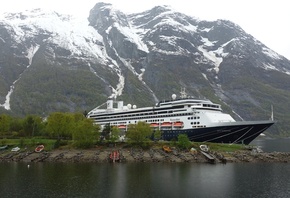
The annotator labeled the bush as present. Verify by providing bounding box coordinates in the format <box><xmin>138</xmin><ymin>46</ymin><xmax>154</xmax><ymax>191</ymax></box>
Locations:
<box><xmin>53</xmin><ymin>139</ymin><xmax>70</xmax><ymax>149</ymax></box>
<box><xmin>177</xmin><ymin>134</ymin><xmax>192</xmax><ymax>150</ymax></box>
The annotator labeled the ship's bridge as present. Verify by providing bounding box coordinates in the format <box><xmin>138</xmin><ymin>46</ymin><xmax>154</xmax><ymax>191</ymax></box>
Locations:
<box><xmin>203</xmin><ymin>112</ymin><xmax>235</xmax><ymax>123</ymax></box>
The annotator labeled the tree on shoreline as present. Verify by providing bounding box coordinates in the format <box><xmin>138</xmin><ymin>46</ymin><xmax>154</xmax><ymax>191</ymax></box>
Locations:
<box><xmin>0</xmin><ymin>114</ymin><xmax>12</xmax><ymax>137</ymax></box>
<box><xmin>109</xmin><ymin>126</ymin><xmax>120</xmax><ymax>143</ymax></box>
<box><xmin>72</xmin><ymin>118</ymin><xmax>99</xmax><ymax>148</ymax></box>
<box><xmin>126</xmin><ymin>122</ymin><xmax>152</xmax><ymax>144</ymax></box>
<box><xmin>46</xmin><ymin>112</ymin><xmax>73</xmax><ymax>139</ymax></box>
<box><xmin>22</xmin><ymin>115</ymin><xmax>44</xmax><ymax>137</ymax></box>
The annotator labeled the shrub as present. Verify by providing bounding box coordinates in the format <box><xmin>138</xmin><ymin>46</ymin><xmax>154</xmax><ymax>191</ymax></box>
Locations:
<box><xmin>177</xmin><ymin>134</ymin><xmax>191</xmax><ymax>149</ymax></box>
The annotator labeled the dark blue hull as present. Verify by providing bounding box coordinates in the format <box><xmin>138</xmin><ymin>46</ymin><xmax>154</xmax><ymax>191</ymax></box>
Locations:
<box><xmin>161</xmin><ymin>121</ymin><xmax>274</xmax><ymax>145</ymax></box>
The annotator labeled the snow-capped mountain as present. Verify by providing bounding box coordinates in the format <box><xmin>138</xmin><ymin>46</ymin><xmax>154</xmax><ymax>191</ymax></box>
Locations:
<box><xmin>0</xmin><ymin>2</ymin><xmax>289</xmax><ymax>135</ymax></box>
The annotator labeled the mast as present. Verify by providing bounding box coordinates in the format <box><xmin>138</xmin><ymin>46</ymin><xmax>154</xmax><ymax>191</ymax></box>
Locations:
<box><xmin>271</xmin><ymin>105</ymin><xmax>274</xmax><ymax>121</ymax></box>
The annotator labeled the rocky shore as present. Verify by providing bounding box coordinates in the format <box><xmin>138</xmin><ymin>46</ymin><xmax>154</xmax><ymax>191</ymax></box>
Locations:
<box><xmin>1</xmin><ymin>146</ymin><xmax>290</xmax><ymax>164</ymax></box>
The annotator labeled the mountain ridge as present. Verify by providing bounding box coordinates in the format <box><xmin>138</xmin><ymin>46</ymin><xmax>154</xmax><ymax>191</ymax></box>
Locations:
<box><xmin>0</xmin><ymin>2</ymin><xmax>290</xmax><ymax>136</ymax></box>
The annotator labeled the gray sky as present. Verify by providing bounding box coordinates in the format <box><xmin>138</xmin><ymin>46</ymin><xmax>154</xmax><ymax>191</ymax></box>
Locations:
<box><xmin>1</xmin><ymin>0</ymin><xmax>289</xmax><ymax>60</ymax></box>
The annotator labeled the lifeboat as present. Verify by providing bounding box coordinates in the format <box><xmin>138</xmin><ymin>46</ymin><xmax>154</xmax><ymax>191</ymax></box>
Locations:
<box><xmin>161</xmin><ymin>122</ymin><xmax>172</xmax><ymax>127</ymax></box>
<box><xmin>150</xmin><ymin>123</ymin><xmax>159</xmax><ymax>128</ymax></box>
<box><xmin>118</xmin><ymin>125</ymin><xmax>126</xmax><ymax>129</ymax></box>
<box><xmin>173</xmin><ymin>121</ymin><xmax>184</xmax><ymax>128</ymax></box>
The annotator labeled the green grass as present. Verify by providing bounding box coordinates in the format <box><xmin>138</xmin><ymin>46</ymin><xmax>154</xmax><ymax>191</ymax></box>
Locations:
<box><xmin>194</xmin><ymin>142</ymin><xmax>245</xmax><ymax>152</ymax></box>
<box><xmin>1</xmin><ymin>138</ymin><xmax>57</xmax><ymax>151</ymax></box>
<box><xmin>151</xmin><ymin>141</ymin><xmax>245</xmax><ymax>152</ymax></box>
<box><xmin>1</xmin><ymin>138</ymin><xmax>246</xmax><ymax>152</ymax></box>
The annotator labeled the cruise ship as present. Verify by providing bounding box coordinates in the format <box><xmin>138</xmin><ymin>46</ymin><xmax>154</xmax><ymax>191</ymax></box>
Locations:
<box><xmin>87</xmin><ymin>92</ymin><xmax>274</xmax><ymax>145</ymax></box>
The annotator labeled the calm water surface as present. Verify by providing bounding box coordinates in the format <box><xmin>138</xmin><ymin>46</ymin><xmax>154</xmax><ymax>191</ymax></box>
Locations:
<box><xmin>251</xmin><ymin>138</ymin><xmax>290</xmax><ymax>152</ymax></box>
<box><xmin>1</xmin><ymin>139</ymin><xmax>290</xmax><ymax>198</ymax></box>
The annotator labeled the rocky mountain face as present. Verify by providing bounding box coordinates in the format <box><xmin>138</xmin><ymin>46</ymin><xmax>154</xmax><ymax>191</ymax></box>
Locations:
<box><xmin>0</xmin><ymin>2</ymin><xmax>290</xmax><ymax>136</ymax></box>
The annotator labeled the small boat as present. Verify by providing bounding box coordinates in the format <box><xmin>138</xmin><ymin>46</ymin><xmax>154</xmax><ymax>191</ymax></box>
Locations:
<box><xmin>190</xmin><ymin>147</ymin><xmax>197</xmax><ymax>154</ymax></box>
<box><xmin>199</xmin><ymin>144</ymin><xmax>209</xmax><ymax>152</ymax></box>
<box><xmin>109</xmin><ymin>150</ymin><xmax>120</xmax><ymax>163</ymax></box>
<box><xmin>11</xmin><ymin>147</ymin><xmax>20</xmax><ymax>152</ymax></box>
<box><xmin>35</xmin><ymin>145</ymin><xmax>44</xmax><ymax>152</ymax></box>
<box><xmin>0</xmin><ymin>145</ymin><xmax>8</xmax><ymax>150</ymax></box>
<box><xmin>163</xmin><ymin>145</ymin><xmax>172</xmax><ymax>153</ymax></box>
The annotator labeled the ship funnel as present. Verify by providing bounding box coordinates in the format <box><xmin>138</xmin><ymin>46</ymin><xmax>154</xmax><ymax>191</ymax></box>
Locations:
<box><xmin>118</xmin><ymin>101</ymin><xmax>124</xmax><ymax>109</ymax></box>
<box><xmin>107</xmin><ymin>100</ymin><xmax>113</xmax><ymax>109</ymax></box>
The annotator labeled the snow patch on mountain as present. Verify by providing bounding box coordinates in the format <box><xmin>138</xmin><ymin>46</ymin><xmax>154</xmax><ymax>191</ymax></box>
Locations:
<box><xmin>263</xmin><ymin>63</ymin><xmax>290</xmax><ymax>75</ymax></box>
<box><xmin>0</xmin><ymin>45</ymin><xmax>40</xmax><ymax>110</ymax></box>
<box><xmin>138</xmin><ymin>68</ymin><xmax>146</xmax><ymax>81</ymax></box>
<box><xmin>114</xmin><ymin>23</ymin><xmax>149</xmax><ymax>53</ymax></box>
<box><xmin>110</xmin><ymin>73</ymin><xmax>125</xmax><ymax>99</ymax></box>
<box><xmin>120</xmin><ymin>58</ymin><xmax>138</xmax><ymax>76</ymax></box>
<box><xmin>201</xmin><ymin>37</ymin><xmax>216</xmax><ymax>47</ymax></box>
<box><xmin>198</xmin><ymin>44</ymin><xmax>222</xmax><ymax>73</ymax></box>
<box><xmin>27</xmin><ymin>45</ymin><xmax>40</xmax><ymax>65</ymax></box>
<box><xmin>151</xmin><ymin>11</ymin><xmax>198</xmax><ymax>35</ymax></box>
<box><xmin>198</xmin><ymin>37</ymin><xmax>233</xmax><ymax>74</ymax></box>
<box><xmin>149</xmin><ymin>35</ymin><xmax>190</xmax><ymax>55</ymax></box>
<box><xmin>2</xmin><ymin>9</ymin><xmax>108</xmax><ymax>63</ymax></box>
<box><xmin>200</xmin><ymin>27</ymin><xmax>213</xmax><ymax>32</ymax></box>
<box><xmin>88</xmin><ymin>63</ymin><xmax>109</xmax><ymax>84</ymax></box>
<box><xmin>105</xmin><ymin>58</ymin><xmax>125</xmax><ymax>99</ymax></box>
<box><xmin>202</xmin><ymin>73</ymin><xmax>208</xmax><ymax>81</ymax></box>
<box><xmin>103</xmin><ymin>9</ymin><xmax>148</xmax><ymax>52</ymax></box>
<box><xmin>263</xmin><ymin>63</ymin><xmax>279</xmax><ymax>72</ymax></box>
<box><xmin>262</xmin><ymin>47</ymin><xmax>281</xmax><ymax>60</ymax></box>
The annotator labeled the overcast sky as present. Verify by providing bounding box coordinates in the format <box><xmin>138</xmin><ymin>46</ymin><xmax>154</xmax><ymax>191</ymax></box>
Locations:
<box><xmin>1</xmin><ymin>0</ymin><xmax>289</xmax><ymax>60</ymax></box>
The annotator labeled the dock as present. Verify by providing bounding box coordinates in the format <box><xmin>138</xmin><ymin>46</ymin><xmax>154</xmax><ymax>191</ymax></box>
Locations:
<box><xmin>200</xmin><ymin>151</ymin><xmax>216</xmax><ymax>164</ymax></box>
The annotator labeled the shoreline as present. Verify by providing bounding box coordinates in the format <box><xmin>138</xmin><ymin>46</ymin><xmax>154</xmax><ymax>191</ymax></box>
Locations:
<box><xmin>1</xmin><ymin>146</ymin><xmax>290</xmax><ymax>164</ymax></box>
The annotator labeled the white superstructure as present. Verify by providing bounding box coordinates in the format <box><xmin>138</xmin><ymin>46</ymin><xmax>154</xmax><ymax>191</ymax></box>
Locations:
<box><xmin>87</xmin><ymin>92</ymin><xmax>274</xmax><ymax>144</ymax></box>
<box><xmin>87</xmin><ymin>94</ymin><xmax>235</xmax><ymax>130</ymax></box>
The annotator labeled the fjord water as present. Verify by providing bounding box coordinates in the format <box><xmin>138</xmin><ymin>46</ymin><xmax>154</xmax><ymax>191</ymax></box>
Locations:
<box><xmin>251</xmin><ymin>138</ymin><xmax>290</xmax><ymax>152</ymax></box>
<box><xmin>1</xmin><ymin>139</ymin><xmax>290</xmax><ymax>198</ymax></box>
